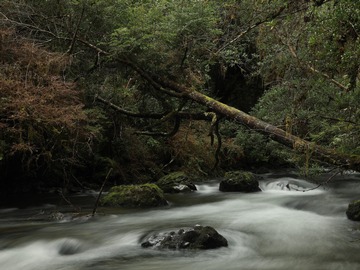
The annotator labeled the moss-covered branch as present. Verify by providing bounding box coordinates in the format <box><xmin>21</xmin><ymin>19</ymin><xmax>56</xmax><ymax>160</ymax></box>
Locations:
<box><xmin>122</xmin><ymin>60</ymin><xmax>360</xmax><ymax>172</ymax></box>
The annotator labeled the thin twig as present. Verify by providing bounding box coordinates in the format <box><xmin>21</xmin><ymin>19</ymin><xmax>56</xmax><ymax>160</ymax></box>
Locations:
<box><xmin>216</xmin><ymin>5</ymin><xmax>286</xmax><ymax>54</ymax></box>
<box><xmin>66</xmin><ymin>5</ymin><xmax>85</xmax><ymax>54</ymax></box>
<box><xmin>286</xmin><ymin>43</ymin><xmax>348</xmax><ymax>92</ymax></box>
<box><xmin>0</xmin><ymin>12</ymin><xmax>108</xmax><ymax>55</ymax></box>
<box><xmin>58</xmin><ymin>189</ymin><xmax>81</xmax><ymax>212</ymax></box>
<box><xmin>300</xmin><ymin>170</ymin><xmax>341</xmax><ymax>192</ymax></box>
<box><xmin>92</xmin><ymin>168</ymin><xmax>113</xmax><ymax>216</ymax></box>
<box><xmin>212</xmin><ymin>118</ymin><xmax>222</xmax><ymax>170</ymax></box>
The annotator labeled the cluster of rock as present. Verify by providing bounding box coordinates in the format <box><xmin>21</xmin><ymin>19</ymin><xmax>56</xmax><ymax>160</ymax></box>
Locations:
<box><xmin>97</xmin><ymin>170</ymin><xmax>360</xmax><ymax>253</ymax></box>
<box><xmin>141</xmin><ymin>225</ymin><xmax>228</xmax><ymax>250</ymax></box>
<box><xmin>99</xmin><ymin>170</ymin><xmax>360</xmax><ymax>224</ymax></box>
<box><xmin>100</xmin><ymin>170</ymin><xmax>262</xmax><ymax>208</ymax></box>
<box><xmin>100</xmin><ymin>172</ymin><xmax>198</xmax><ymax>208</ymax></box>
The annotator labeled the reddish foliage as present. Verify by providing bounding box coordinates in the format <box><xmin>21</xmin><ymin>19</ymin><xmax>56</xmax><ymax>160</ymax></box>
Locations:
<box><xmin>0</xmin><ymin>28</ymin><xmax>88</xmax><ymax>172</ymax></box>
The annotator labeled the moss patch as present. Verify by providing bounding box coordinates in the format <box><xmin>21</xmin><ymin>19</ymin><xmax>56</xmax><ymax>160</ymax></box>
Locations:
<box><xmin>224</xmin><ymin>171</ymin><xmax>255</xmax><ymax>182</ymax></box>
<box><xmin>101</xmin><ymin>183</ymin><xmax>168</xmax><ymax>208</ymax></box>
<box><xmin>156</xmin><ymin>171</ymin><xmax>196</xmax><ymax>193</ymax></box>
<box><xmin>220</xmin><ymin>170</ymin><xmax>261</xmax><ymax>192</ymax></box>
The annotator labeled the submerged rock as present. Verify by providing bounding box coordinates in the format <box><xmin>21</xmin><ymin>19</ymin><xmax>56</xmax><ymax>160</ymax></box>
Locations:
<box><xmin>28</xmin><ymin>211</ymin><xmax>94</xmax><ymax>223</ymax></box>
<box><xmin>100</xmin><ymin>184</ymin><xmax>168</xmax><ymax>208</ymax></box>
<box><xmin>141</xmin><ymin>225</ymin><xmax>228</xmax><ymax>250</ymax></box>
<box><xmin>57</xmin><ymin>238</ymin><xmax>83</xmax><ymax>255</ymax></box>
<box><xmin>346</xmin><ymin>200</ymin><xmax>360</xmax><ymax>221</ymax></box>
<box><xmin>156</xmin><ymin>171</ymin><xmax>197</xmax><ymax>193</ymax></box>
<box><xmin>219</xmin><ymin>170</ymin><xmax>261</xmax><ymax>192</ymax></box>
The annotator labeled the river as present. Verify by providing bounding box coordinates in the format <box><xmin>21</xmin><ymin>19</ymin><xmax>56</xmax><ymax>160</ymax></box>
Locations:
<box><xmin>1</xmin><ymin>170</ymin><xmax>360</xmax><ymax>270</ymax></box>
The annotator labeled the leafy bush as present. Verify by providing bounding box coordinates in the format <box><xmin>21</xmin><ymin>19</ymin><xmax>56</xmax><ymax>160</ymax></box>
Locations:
<box><xmin>0</xmin><ymin>28</ymin><xmax>90</xmax><ymax>184</ymax></box>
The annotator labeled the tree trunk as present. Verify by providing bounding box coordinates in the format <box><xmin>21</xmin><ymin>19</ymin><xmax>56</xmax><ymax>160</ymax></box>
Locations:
<box><xmin>181</xmin><ymin>86</ymin><xmax>360</xmax><ymax>171</ymax></box>
<box><xmin>122</xmin><ymin>60</ymin><xmax>360</xmax><ymax>172</ymax></box>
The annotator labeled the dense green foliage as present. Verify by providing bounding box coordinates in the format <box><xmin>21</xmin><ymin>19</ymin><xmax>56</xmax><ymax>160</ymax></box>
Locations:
<box><xmin>0</xmin><ymin>0</ymin><xmax>359</xmax><ymax>192</ymax></box>
<box><xmin>250</xmin><ymin>0</ymin><xmax>360</xmax><ymax>169</ymax></box>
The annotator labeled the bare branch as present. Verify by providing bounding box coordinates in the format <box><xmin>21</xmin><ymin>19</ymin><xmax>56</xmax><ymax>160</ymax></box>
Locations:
<box><xmin>0</xmin><ymin>12</ymin><xmax>109</xmax><ymax>55</ymax></box>
<box><xmin>120</xmin><ymin>59</ymin><xmax>360</xmax><ymax>171</ymax></box>
<box><xmin>1</xmin><ymin>12</ymin><xmax>57</xmax><ymax>37</ymax></box>
<box><xmin>135</xmin><ymin>116</ymin><xmax>181</xmax><ymax>137</ymax></box>
<box><xmin>66</xmin><ymin>5</ymin><xmax>85</xmax><ymax>54</ymax></box>
<box><xmin>95</xmin><ymin>95</ymin><xmax>164</xmax><ymax>119</ymax></box>
<box><xmin>216</xmin><ymin>5</ymin><xmax>286</xmax><ymax>54</ymax></box>
<box><xmin>287</xmin><ymin>44</ymin><xmax>349</xmax><ymax>92</ymax></box>
<box><xmin>92</xmin><ymin>168</ymin><xmax>113</xmax><ymax>216</ymax></box>
<box><xmin>95</xmin><ymin>94</ymin><xmax>212</xmax><ymax>121</ymax></box>
<box><xmin>118</xmin><ymin>58</ymin><xmax>185</xmax><ymax>98</ymax></box>
<box><xmin>300</xmin><ymin>170</ymin><xmax>341</xmax><ymax>192</ymax></box>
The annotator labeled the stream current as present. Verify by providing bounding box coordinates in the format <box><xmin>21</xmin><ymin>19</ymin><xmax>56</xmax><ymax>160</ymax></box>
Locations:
<box><xmin>1</xmin><ymin>171</ymin><xmax>360</xmax><ymax>270</ymax></box>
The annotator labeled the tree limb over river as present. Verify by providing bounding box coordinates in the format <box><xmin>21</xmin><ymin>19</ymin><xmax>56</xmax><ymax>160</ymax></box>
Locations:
<box><xmin>1</xmin><ymin>0</ymin><xmax>359</xmax><ymax>190</ymax></box>
<box><xmin>116</xmin><ymin>59</ymin><xmax>360</xmax><ymax>172</ymax></box>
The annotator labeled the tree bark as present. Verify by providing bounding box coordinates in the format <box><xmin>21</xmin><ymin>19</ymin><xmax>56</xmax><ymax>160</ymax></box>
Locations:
<box><xmin>185</xmin><ymin>88</ymin><xmax>360</xmax><ymax>171</ymax></box>
<box><xmin>179</xmin><ymin>84</ymin><xmax>360</xmax><ymax>171</ymax></box>
<box><xmin>122</xmin><ymin>60</ymin><xmax>360</xmax><ymax>172</ymax></box>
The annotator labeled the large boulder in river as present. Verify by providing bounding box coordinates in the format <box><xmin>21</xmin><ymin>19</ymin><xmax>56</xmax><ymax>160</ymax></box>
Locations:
<box><xmin>101</xmin><ymin>184</ymin><xmax>168</xmax><ymax>208</ymax></box>
<box><xmin>156</xmin><ymin>171</ymin><xmax>197</xmax><ymax>193</ymax></box>
<box><xmin>346</xmin><ymin>200</ymin><xmax>360</xmax><ymax>221</ymax></box>
<box><xmin>141</xmin><ymin>225</ymin><xmax>228</xmax><ymax>250</ymax></box>
<box><xmin>219</xmin><ymin>170</ymin><xmax>261</xmax><ymax>192</ymax></box>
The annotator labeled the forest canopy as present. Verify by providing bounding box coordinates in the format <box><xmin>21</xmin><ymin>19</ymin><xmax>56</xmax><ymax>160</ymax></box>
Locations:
<box><xmin>0</xmin><ymin>0</ymin><xmax>359</xmax><ymax>192</ymax></box>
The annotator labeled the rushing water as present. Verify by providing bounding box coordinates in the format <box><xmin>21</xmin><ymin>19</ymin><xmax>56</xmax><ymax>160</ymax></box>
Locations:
<box><xmin>1</xmin><ymin>171</ymin><xmax>360</xmax><ymax>270</ymax></box>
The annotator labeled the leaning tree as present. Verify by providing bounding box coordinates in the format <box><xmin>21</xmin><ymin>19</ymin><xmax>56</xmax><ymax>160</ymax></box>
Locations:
<box><xmin>1</xmin><ymin>0</ymin><xmax>359</xmax><ymax>173</ymax></box>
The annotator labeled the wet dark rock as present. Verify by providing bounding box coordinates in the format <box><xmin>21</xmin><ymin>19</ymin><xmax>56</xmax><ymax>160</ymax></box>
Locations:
<box><xmin>28</xmin><ymin>211</ymin><xmax>95</xmax><ymax>223</ymax></box>
<box><xmin>100</xmin><ymin>184</ymin><xmax>168</xmax><ymax>208</ymax></box>
<box><xmin>58</xmin><ymin>239</ymin><xmax>82</xmax><ymax>255</ymax></box>
<box><xmin>346</xmin><ymin>200</ymin><xmax>360</xmax><ymax>221</ymax></box>
<box><xmin>27</xmin><ymin>211</ymin><xmax>69</xmax><ymax>222</ymax></box>
<box><xmin>49</xmin><ymin>211</ymin><xmax>65</xmax><ymax>221</ymax></box>
<box><xmin>220</xmin><ymin>170</ymin><xmax>261</xmax><ymax>192</ymax></box>
<box><xmin>141</xmin><ymin>225</ymin><xmax>228</xmax><ymax>250</ymax></box>
<box><xmin>156</xmin><ymin>171</ymin><xmax>197</xmax><ymax>193</ymax></box>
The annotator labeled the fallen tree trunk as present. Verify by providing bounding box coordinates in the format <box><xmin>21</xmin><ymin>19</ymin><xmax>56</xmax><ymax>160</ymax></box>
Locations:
<box><xmin>173</xmin><ymin>84</ymin><xmax>360</xmax><ymax>171</ymax></box>
<box><xmin>122</xmin><ymin>59</ymin><xmax>360</xmax><ymax>172</ymax></box>
<box><xmin>184</xmin><ymin>88</ymin><xmax>360</xmax><ymax>171</ymax></box>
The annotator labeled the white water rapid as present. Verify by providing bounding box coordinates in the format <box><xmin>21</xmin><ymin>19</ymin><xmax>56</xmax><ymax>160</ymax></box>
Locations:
<box><xmin>1</xmin><ymin>171</ymin><xmax>360</xmax><ymax>270</ymax></box>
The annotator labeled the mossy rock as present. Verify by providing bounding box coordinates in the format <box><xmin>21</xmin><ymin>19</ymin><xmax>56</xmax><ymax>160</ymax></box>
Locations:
<box><xmin>346</xmin><ymin>200</ymin><xmax>360</xmax><ymax>221</ymax></box>
<box><xmin>219</xmin><ymin>170</ymin><xmax>261</xmax><ymax>193</ymax></box>
<box><xmin>101</xmin><ymin>184</ymin><xmax>168</xmax><ymax>208</ymax></box>
<box><xmin>156</xmin><ymin>171</ymin><xmax>197</xmax><ymax>193</ymax></box>
<box><xmin>141</xmin><ymin>225</ymin><xmax>228</xmax><ymax>250</ymax></box>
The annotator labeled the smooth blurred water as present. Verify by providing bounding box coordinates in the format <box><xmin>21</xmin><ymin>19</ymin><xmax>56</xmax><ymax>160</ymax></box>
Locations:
<box><xmin>1</xmin><ymin>171</ymin><xmax>360</xmax><ymax>270</ymax></box>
